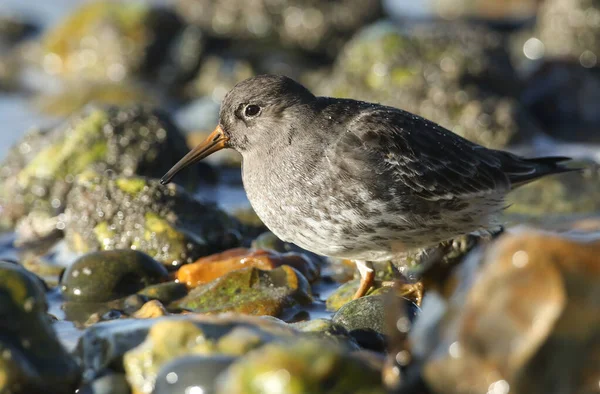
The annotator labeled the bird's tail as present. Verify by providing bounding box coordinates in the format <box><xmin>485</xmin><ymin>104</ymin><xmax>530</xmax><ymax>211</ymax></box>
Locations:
<box><xmin>494</xmin><ymin>151</ymin><xmax>580</xmax><ymax>189</ymax></box>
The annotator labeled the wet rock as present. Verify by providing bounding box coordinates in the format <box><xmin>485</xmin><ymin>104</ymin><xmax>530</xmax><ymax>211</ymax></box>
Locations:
<box><xmin>138</xmin><ymin>281</ymin><xmax>188</xmax><ymax>305</ymax></box>
<box><xmin>177</xmin><ymin>247</ymin><xmax>319</xmax><ymax>287</ymax></box>
<box><xmin>1</xmin><ymin>105</ymin><xmax>200</xmax><ymax>230</ymax></box>
<box><xmin>333</xmin><ymin>295</ymin><xmax>386</xmax><ymax>334</ymax></box>
<box><xmin>31</xmin><ymin>1</ymin><xmax>194</xmax><ymax>86</ymax></box>
<box><xmin>326</xmin><ymin>261</ymin><xmax>396</xmax><ymax>311</ymax></box>
<box><xmin>410</xmin><ymin>230</ymin><xmax>600</xmax><ymax>394</ymax></box>
<box><xmin>79</xmin><ymin>373</ymin><xmax>131</xmax><ymax>394</ymax></box>
<box><xmin>215</xmin><ymin>339</ymin><xmax>387</xmax><ymax>394</ymax></box>
<box><xmin>0</xmin><ymin>261</ymin><xmax>80</xmax><ymax>393</ymax></box>
<box><xmin>122</xmin><ymin>315</ymin><xmax>297</xmax><ymax>393</ymax></box>
<box><xmin>63</xmin><ymin>300</ymin><xmax>118</xmax><ymax>326</ymax></box>
<box><xmin>291</xmin><ymin>318</ymin><xmax>360</xmax><ymax>350</ymax></box>
<box><xmin>319</xmin><ymin>21</ymin><xmax>535</xmax><ymax>149</ymax></box>
<box><xmin>77</xmin><ymin>314</ymin><xmax>296</xmax><ymax>382</ymax></box>
<box><xmin>175</xmin><ymin>0</ymin><xmax>382</xmax><ymax>57</ymax></box>
<box><xmin>20</xmin><ymin>253</ymin><xmax>65</xmax><ymax>288</ymax></box>
<box><xmin>63</xmin><ymin>170</ymin><xmax>242</xmax><ymax>267</ymax></box>
<box><xmin>520</xmin><ymin>62</ymin><xmax>600</xmax><ymax>142</ymax></box>
<box><xmin>60</xmin><ymin>249</ymin><xmax>168</xmax><ymax>303</ymax></box>
<box><xmin>506</xmin><ymin>162</ymin><xmax>600</xmax><ymax>220</ymax></box>
<box><xmin>174</xmin><ymin>265</ymin><xmax>312</xmax><ymax>316</ymax></box>
<box><xmin>154</xmin><ymin>355</ymin><xmax>236</xmax><ymax>394</ymax></box>
<box><xmin>132</xmin><ymin>300</ymin><xmax>169</xmax><ymax>319</ymax></box>
<box><xmin>34</xmin><ymin>82</ymin><xmax>158</xmax><ymax>117</ymax></box>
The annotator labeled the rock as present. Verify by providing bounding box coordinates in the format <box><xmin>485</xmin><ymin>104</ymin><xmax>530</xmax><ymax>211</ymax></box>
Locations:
<box><xmin>174</xmin><ymin>265</ymin><xmax>312</xmax><ymax>316</ymax></box>
<box><xmin>20</xmin><ymin>254</ymin><xmax>65</xmax><ymax>288</ymax></box>
<box><xmin>63</xmin><ymin>170</ymin><xmax>242</xmax><ymax>267</ymax></box>
<box><xmin>132</xmin><ymin>300</ymin><xmax>169</xmax><ymax>319</ymax></box>
<box><xmin>410</xmin><ymin>230</ymin><xmax>600</xmax><ymax>394</ymax></box>
<box><xmin>138</xmin><ymin>281</ymin><xmax>188</xmax><ymax>305</ymax></box>
<box><xmin>79</xmin><ymin>373</ymin><xmax>132</xmax><ymax>394</ymax></box>
<box><xmin>319</xmin><ymin>21</ymin><xmax>535</xmax><ymax>149</ymax></box>
<box><xmin>291</xmin><ymin>318</ymin><xmax>360</xmax><ymax>350</ymax></box>
<box><xmin>175</xmin><ymin>0</ymin><xmax>382</xmax><ymax>57</ymax></box>
<box><xmin>34</xmin><ymin>83</ymin><xmax>158</xmax><ymax>117</ymax></box>
<box><xmin>215</xmin><ymin>339</ymin><xmax>387</xmax><ymax>394</ymax></box>
<box><xmin>32</xmin><ymin>1</ymin><xmax>194</xmax><ymax>86</ymax></box>
<box><xmin>520</xmin><ymin>62</ymin><xmax>600</xmax><ymax>142</ymax></box>
<box><xmin>176</xmin><ymin>247</ymin><xmax>319</xmax><ymax>287</ymax></box>
<box><xmin>154</xmin><ymin>355</ymin><xmax>236</xmax><ymax>394</ymax></box>
<box><xmin>1</xmin><ymin>105</ymin><xmax>200</xmax><ymax>230</ymax></box>
<box><xmin>60</xmin><ymin>250</ymin><xmax>169</xmax><ymax>303</ymax></box>
<box><xmin>186</xmin><ymin>55</ymin><xmax>254</xmax><ymax>101</ymax></box>
<box><xmin>0</xmin><ymin>261</ymin><xmax>80</xmax><ymax>393</ymax></box>
<box><xmin>326</xmin><ymin>261</ymin><xmax>396</xmax><ymax>311</ymax></box>
<box><xmin>122</xmin><ymin>315</ymin><xmax>297</xmax><ymax>393</ymax></box>
<box><xmin>505</xmin><ymin>162</ymin><xmax>600</xmax><ymax>220</ymax></box>
<box><xmin>77</xmin><ymin>314</ymin><xmax>296</xmax><ymax>384</ymax></box>
<box><xmin>333</xmin><ymin>295</ymin><xmax>385</xmax><ymax>333</ymax></box>
<box><xmin>511</xmin><ymin>0</ymin><xmax>600</xmax><ymax>67</ymax></box>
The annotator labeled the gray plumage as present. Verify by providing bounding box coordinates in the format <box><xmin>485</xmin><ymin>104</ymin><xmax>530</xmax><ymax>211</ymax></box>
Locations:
<box><xmin>165</xmin><ymin>75</ymin><xmax>575</xmax><ymax>262</ymax></box>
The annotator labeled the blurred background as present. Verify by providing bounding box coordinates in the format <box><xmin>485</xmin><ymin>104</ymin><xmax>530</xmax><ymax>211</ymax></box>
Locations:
<box><xmin>0</xmin><ymin>0</ymin><xmax>599</xmax><ymax>162</ymax></box>
<box><xmin>0</xmin><ymin>2</ymin><xmax>598</xmax><ymax>394</ymax></box>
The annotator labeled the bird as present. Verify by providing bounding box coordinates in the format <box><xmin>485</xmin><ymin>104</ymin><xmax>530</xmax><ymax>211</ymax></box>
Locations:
<box><xmin>161</xmin><ymin>74</ymin><xmax>576</xmax><ymax>299</ymax></box>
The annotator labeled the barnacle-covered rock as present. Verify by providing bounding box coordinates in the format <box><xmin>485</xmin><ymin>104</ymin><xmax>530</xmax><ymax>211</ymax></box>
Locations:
<box><xmin>319</xmin><ymin>22</ymin><xmax>534</xmax><ymax>149</ymax></box>
<box><xmin>1</xmin><ymin>105</ymin><xmax>199</xmax><ymax>231</ymax></box>
<box><xmin>63</xmin><ymin>171</ymin><xmax>242</xmax><ymax>267</ymax></box>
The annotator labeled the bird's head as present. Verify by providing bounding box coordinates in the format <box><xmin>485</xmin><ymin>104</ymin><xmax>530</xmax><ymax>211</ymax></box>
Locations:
<box><xmin>161</xmin><ymin>74</ymin><xmax>315</xmax><ymax>185</ymax></box>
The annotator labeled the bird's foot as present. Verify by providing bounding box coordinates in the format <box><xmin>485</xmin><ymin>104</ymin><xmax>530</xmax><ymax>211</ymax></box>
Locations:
<box><xmin>353</xmin><ymin>260</ymin><xmax>375</xmax><ymax>299</ymax></box>
<box><xmin>381</xmin><ymin>280</ymin><xmax>424</xmax><ymax>306</ymax></box>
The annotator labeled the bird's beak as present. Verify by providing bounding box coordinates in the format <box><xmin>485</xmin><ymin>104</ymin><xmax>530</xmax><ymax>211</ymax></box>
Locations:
<box><xmin>160</xmin><ymin>125</ymin><xmax>229</xmax><ymax>185</ymax></box>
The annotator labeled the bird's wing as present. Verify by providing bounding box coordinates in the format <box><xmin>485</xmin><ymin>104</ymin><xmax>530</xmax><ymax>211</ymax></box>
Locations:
<box><xmin>329</xmin><ymin>107</ymin><xmax>511</xmax><ymax>202</ymax></box>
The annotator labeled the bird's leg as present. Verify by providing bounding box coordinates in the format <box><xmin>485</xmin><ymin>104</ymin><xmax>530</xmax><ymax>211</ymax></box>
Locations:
<box><xmin>353</xmin><ymin>260</ymin><xmax>375</xmax><ymax>299</ymax></box>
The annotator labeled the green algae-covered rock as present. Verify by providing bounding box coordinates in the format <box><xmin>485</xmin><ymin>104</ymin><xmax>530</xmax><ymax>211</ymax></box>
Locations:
<box><xmin>291</xmin><ymin>318</ymin><xmax>360</xmax><ymax>350</ymax></box>
<box><xmin>122</xmin><ymin>316</ymin><xmax>298</xmax><ymax>394</ymax></box>
<box><xmin>64</xmin><ymin>171</ymin><xmax>242</xmax><ymax>267</ymax></box>
<box><xmin>318</xmin><ymin>22</ymin><xmax>535</xmax><ymax>149</ymax></box>
<box><xmin>175</xmin><ymin>0</ymin><xmax>382</xmax><ymax>57</ymax></box>
<box><xmin>174</xmin><ymin>266</ymin><xmax>312</xmax><ymax>316</ymax></box>
<box><xmin>60</xmin><ymin>250</ymin><xmax>169</xmax><ymax>303</ymax></box>
<box><xmin>332</xmin><ymin>295</ymin><xmax>386</xmax><ymax>335</ymax></box>
<box><xmin>1</xmin><ymin>105</ymin><xmax>199</xmax><ymax>230</ymax></box>
<box><xmin>154</xmin><ymin>355</ymin><xmax>236</xmax><ymax>394</ymax></box>
<box><xmin>326</xmin><ymin>261</ymin><xmax>396</xmax><ymax>312</ymax></box>
<box><xmin>0</xmin><ymin>261</ymin><xmax>80</xmax><ymax>393</ymax></box>
<box><xmin>34</xmin><ymin>82</ymin><xmax>157</xmax><ymax>117</ymax></box>
<box><xmin>38</xmin><ymin>1</ymin><xmax>186</xmax><ymax>83</ymax></box>
<box><xmin>215</xmin><ymin>339</ymin><xmax>386</xmax><ymax>394</ymax></box>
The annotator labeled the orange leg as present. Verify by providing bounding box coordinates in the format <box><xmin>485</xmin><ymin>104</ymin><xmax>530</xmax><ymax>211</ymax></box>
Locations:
<box><xmin>353</xmin><ymin>260</ymin><xmax>375</xmax><ymax>299</ymax></box>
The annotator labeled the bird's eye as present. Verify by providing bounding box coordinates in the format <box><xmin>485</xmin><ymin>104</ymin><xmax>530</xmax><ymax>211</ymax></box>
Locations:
<box><xmin>244</xmin><ymin>104</ymin><xmax>261</xmax><ymax>117</ymax></box>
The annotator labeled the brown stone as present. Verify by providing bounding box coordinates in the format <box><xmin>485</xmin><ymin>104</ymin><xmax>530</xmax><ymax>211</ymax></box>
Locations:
<box><xmin>177</xmin><ymin>248</ymin><xmax>318</xmax><ymax>287</ymax></box>
<box><xmin>415</xmin><ymin>230</ymin><xmax>600</xmax><ymax>394</ymax></box>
